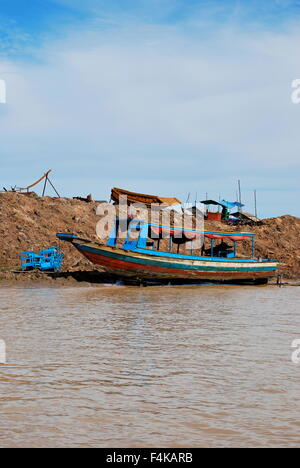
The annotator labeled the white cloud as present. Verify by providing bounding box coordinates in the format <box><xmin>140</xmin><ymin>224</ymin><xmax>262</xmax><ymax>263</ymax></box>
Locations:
<box><xmin>0</xmin><ymin>23</ymin><xmax>299</xmax><ymax>216</ymax></box>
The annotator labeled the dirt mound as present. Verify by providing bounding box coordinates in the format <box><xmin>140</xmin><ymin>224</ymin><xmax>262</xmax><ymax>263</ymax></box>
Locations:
<box><xmin>0</xmin><ymin>192</ymin><xmax>101</xmax><ymax>272</ymax></box>
<box><xmin>0</xmin><ymin>192</ymin><xmax>299</xmax><ymax>280</ymax></box>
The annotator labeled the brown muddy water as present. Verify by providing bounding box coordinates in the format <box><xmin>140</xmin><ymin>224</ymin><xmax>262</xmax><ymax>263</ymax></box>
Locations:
<box><xmin>0</xmin><ymin>285</ymin><xmax>299</xmax><ymax>448</ymax></box>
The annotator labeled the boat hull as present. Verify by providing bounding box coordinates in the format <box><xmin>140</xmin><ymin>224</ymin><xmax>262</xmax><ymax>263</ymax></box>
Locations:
<box><xmin>71</xmin><ymin>241</ymin><xmax>278</xmax><ymax>284</ymax></box>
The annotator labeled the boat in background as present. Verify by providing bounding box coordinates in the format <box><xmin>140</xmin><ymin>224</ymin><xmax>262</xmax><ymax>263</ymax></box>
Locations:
<box><xmin>110</xmin><ymin>187</ymin><xmax>181</xmax><ymax>207</ymax></box>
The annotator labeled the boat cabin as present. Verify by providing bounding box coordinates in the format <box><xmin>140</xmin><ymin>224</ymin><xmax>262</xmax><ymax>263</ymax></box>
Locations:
<box><xmin>106</xmin><ymin>219</ymin><xmax>256</xmax><ymax>260</ymax></box>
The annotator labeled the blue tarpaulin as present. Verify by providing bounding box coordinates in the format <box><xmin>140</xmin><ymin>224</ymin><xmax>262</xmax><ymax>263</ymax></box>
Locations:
<box><xmin>220</xmin><ymin>200</ymin><xmax>244</xmax><ymax>209</ymax></box>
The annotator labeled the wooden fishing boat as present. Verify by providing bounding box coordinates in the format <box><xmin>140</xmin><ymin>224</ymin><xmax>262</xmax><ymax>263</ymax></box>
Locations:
<box><xmin>111</xmin><ymin>187</ymin><xmax>181</xmax><ymax>207</ymax></box>
<box><xmin>57</xmin><ymin>219</ymin><xmax>279</xmax><ymax>285</ymax></box>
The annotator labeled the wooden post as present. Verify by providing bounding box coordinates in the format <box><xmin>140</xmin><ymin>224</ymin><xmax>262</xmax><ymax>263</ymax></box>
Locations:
<box><xmin>42</xmin><ymin>176</ymin><xmax>48</xmax><ymax>197</ymax></box>
<box><xmin>238</xmin><ymin>180</ymin><xmax>242</xmax><ymax>213</ymax></box>
<box><xmin>47</xmin><ymin>177</ymin><xmax>60</xmax><ymax>198</ymax></box>
<box><xmin>254</xmin><ymin>190</ymin><xmax>258</xmax><ymax>221</ymax></box>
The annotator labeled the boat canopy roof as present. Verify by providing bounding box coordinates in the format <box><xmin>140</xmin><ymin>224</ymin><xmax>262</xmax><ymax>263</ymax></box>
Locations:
<box><xmin>151</xmin><ymin>225</ymin><xmax>253</xmax><ymax>242</ymax></box>
<box><xmin>116</xmin><ymin>219</ymin><xmax>255</xmax><ymax>242</ymax></box>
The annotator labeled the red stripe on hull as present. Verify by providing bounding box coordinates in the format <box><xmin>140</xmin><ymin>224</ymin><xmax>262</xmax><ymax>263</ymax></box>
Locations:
<box><xmin>78</xmin><ymin>248</ymin><xmax>273</xmax><ymax>281</ymax></box>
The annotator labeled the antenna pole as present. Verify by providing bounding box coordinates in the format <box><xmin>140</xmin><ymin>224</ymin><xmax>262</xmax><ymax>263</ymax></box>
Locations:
<box><xmin>238</xmin><ymin>180</ymin><xmax>242</xmax><ymax>213</ymax></box>
<box><xmin>254</xmin><ymin>189</ymin><xmax>258</xmax><ymax>221</ymax></box>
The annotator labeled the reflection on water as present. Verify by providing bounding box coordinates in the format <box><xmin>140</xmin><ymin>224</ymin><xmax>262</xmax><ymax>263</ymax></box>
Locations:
<box><xmin>0</xmin><ymin>285</ymin><xmax>299</xmax><ymax>448</ymax></box>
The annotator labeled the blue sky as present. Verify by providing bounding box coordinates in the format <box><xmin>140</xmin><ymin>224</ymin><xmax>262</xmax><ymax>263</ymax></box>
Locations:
<box><xmin>1</xmin><ymin>1</ymin><xmax>300</xmax><ymax>34</ymax></box>
<box><xmin>0</xmin><ymin>0</ymin><xmax>300</xmax><ymax>216</ymax></box>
